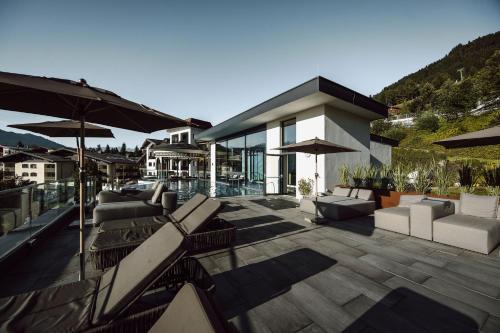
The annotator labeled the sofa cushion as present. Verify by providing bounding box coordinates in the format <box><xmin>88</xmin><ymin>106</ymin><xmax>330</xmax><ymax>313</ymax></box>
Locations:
<box><xmin>460</xmin><ymin>193</ymin><xmax>498</xmax><ymax>219</ymax></box>
<box><xmin>433</xmin><ymin>214</ymin><xmax>500</xmax><ymax>254</ymax></box>
<box><xmin>398</xmin><ymin>195</ymin><xmax>426</xmax><ymax>208</ymax></box>
<box><xmin>151</xmin><ymin>183</ymin><xmax>166</xmax><ymax>204</ymax></box>
<box><xmin>331</xmin><ymin>187</ymin><xmax>351</xmax><ymax>197</ymax></box>
<box><xmin>357</xmin><ymin>189</ymin><xmax>374</xmax><ymax>201</ymax></box>
<box><xmin>375</xmin><ymin>207</ymin><xmax>411</xmax><ymax>235</ymax></box>
<box><xmin>349</xmin><ymin>188</ymin><xmax>359</xmax><ymax>198</ymax></box>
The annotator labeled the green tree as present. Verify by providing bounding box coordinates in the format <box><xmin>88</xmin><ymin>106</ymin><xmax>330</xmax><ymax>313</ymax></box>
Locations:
<box><xmin>120</xmin><ymin>143</ymin><xmax>127</xmax><ymax>155</ymax></box>
<box><xmin>474</xmin><ymin>50</ymin><xmax>500</xmax><ymax>101</ymax></box>
<box><xmin>134</xmin><ymin>145</ymin><xmax>140</xmax><ymax>156</ymax></box>
<box><xmin>371</xmin><ymin>119</ymin><xmax>392</xmax><ymax>135</ymax></box>
<box><xmin>415</xmin><ymin>112</ymin><xmax>440</xmax><ymax>132</ymax></box>
<box><xmin>104</xmin><ymin>144</ymin><xmax>110</xmax><ymax>153</ymax></box>
<box><xmin>96</xmin><ymin>144</ymin><xmax>102</xmax><ymax>153</ymax></box>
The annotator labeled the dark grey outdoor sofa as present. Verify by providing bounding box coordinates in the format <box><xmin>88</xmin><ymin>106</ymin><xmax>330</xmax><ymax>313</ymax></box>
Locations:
<box><xmin>0</xmin><ymin>223</ymin><xmax>214</xmax><ymax>333</ymax></box>
<box><xmin>300</xmin><ymin>187</ymin><xmax>376</xmax><ymax>220</ymax></box>
<box><xmin>90</xmin><ymin>198</ymin><xmax>236</xmax><ymax>270</ymax></box>
<box><xmin>93</xmin><ymin>184</ymin><xmax>172</xmax><ymax>226</ymax></box>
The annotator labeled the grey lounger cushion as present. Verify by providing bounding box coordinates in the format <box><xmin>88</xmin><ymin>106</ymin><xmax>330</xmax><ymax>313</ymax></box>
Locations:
<box><xmin>149</xmin><ymin>283</ymin><xmax>227</xmax><ymax>333</ymax></box>
<box><xmin>0</xmin><ymin>222</ymin><xmax>187</xmax><ymax>331</ymax></box>
<box><xmin>433</xmin><ymin>214</ymin><xmax>500</xmax><ymax>254</ymax></box>
<box><xmin>93</xmin><ymin>222</ymin><xmax>186</xmax><ymax>324</ymax></box>
<box><xmin>375</xmin><ymin>206</ymin><xmax>411</xmax><ymax>235</ymax></box>
<box><xmin>98</xmin><ymin>189</ymin><xmax>156</xmax><ymax>204</ymax></box>
<box><xmin>459</xmin><ymin>193</ymin><xmax>499</xmax><ymax>219</ymax></box>
<box><xmin>93</xmin><ymin>200</ymin><xmax>163</xmax><ymax>226</ymax></box>
<box><xmin>300</xmin><ymin>193</ymin><xmax>374</xmax><ymax>220</ymax></box>
<box><xmin>170</xmin><ymin>193</ymin><xmax>208</xmax><ymax>223</ymax></box>
<box><xmin>178</xmin><ymin>199</ymin><xmax>223</xmax><ymax>235</ymax></box>
<box><xmin>331</xmin><ymin>186</ymin><xmax>352</xmax><ymax>197</ymax></box>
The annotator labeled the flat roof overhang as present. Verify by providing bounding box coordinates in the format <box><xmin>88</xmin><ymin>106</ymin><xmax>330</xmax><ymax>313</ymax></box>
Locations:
<box><xmin>195</xmin><ymin>76</ymin><xmax>388</xmax><ymax>142</ymax></box>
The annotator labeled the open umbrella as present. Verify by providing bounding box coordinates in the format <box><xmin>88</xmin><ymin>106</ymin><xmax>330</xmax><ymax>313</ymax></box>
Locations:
<box><xmin>274</xmin><ymin>137</ymin><xmax>358</xmax><ymax>223</ymax></box>
<box><xmin>433</xmin><ymin>126</ymin><xmax>500</xmax><ymax>148</ymax></box>
<box><xmin>0</xmin><ymin>71</ymin><xmax>186</xmax><ymax>280</ymax></box>
<box><xmin>8</xmin><ymin>120</ymin><xmax>114</xmax><ymax>138</ymax></box>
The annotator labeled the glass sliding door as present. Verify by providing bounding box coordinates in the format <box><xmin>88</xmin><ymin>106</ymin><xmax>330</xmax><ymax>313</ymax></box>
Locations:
<box><xmin>245</xmin><ymin>130</ymin><xmax>266</xmax><ymax>194</ymax></box>
<box><xmin>215</xmin><ymin>141</ymin><xmax>228</xmax><ymax>181</ymax></box>
<box><xmin>281</xmin><ymin>119</ymin><xmax>296</xmax><ymax>195</ymax></box>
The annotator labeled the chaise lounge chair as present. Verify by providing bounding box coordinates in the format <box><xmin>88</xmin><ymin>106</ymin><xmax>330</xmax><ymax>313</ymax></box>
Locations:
<box><xmin>98</xmin><ymin>180</ymin><xmax>161</xmax><ymax>204</ymax></box>
<box><xmin>147</xmin><ymin>283</ymin><xmax>229</xmax><ymax>333</ymax></box>
<box><xmin>98</xmin><ymin>193</ymin><xmax>208</xmax><ymax>233</ymax></box>
<box><xmin>0</xmin><ymin>223</ymin><xmax>214</xmax><ymax>332</ymax></box>
<box><xmin>93</xmin><ymin>184</ymin><xmax>169</xmax><ymax>226</ymax></box>
<box><xmin>90</xmin><ymin>199</ymin><xmax>236</xmax><ymax>270</ymax></box>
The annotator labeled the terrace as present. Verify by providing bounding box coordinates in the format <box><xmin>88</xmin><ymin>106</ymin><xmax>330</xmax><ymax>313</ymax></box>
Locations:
<box><xmin>1</xmin><ymin>195</ymin><xmax>499</xmax><ymax>332</ymax></box>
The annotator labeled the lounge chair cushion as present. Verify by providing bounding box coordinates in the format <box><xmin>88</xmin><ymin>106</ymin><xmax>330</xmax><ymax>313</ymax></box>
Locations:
<box><xmin>151</xmin><ymin>180</ymin><xmax>160</xmax><ymax>190</ymax></box>
<box><xmin>331</xmin><ymin>187</ymin><xmax>351</xmax><ymax>197</ymax></box>
<box><xmin>357</xmin><ymin>189</ymin><xmax>374</xmax><ymax>201</ymax></box>
<box><xmin>398</xmin><ymin>195</ymin><xmax>426</xmax><ymax>208</ymax></box>
<box><xmin>99</xmin><ymin>215</ymin><xmax>168</xmax><ymax>233</ymax></box>
<box><xmin>149</xmin><ymin>283</ymin><xmax>226</xmax><ymax>333</ymax></box>
<box><xmin>433</xmin><ymin>214</ymin><xmax>500</xmax><ymax>254</ymax></box>
<box><xmin>0</xmin><ymin>278</ymin><xmax>98</xmax><ymax>332</ymax></box>
<box><xmin>349</xmin><ymin>188</ymin><xmax>359</xmax><ymax>198</ymax></box>
<box><xmin>98</xmin><ymin>189</ymin><xmax>156</xmax><ymax>204</ymax></box>
<box><xmin>178</xmin><ymin>199</ymin><xmax>222</xmax><ymax>235</ymax></box>
<box><xmin>151</xmin><ymin>183</ymin><xmax>166</xmax><ymax>204</ymax></box>
<box><xmin>375</xmin><ymin>207</ymin><xmax>410</xmax><ymax>235</ymax></box>
<box><xmin>459</xmin><ymin>193</ymin><xmax>498</xmax><ymax>219</ymax></box>
<box><xmin>93</xmin><ymin>200</ymin><xmax>163</xmax><ymax>226</ymax></box>
<box><xmin>93</xmin><ymin>222</ymin><xmax>186</xmax><ymax>324</ymax></box>
<box><xmin>171</xmin><ymin>193</ymin><xmax>208</xmax><ymax>222</ymax></box>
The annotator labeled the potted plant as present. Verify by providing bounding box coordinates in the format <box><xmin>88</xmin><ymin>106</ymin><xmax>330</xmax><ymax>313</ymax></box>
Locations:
<box><xmin>376</xmin><ymin>163</ymin><xmax>413</xmax><ymax>208</ymax></box>
<box><xmin>483</xmin><ymin>164</ymin><xmax>500</xmax><ymax>196</ymax></box>
<box><xmin>430</xmin><ymin>160</ymin><xmax>458</xmax><ymax>199</ymax></box>
<box><xmin>351</xmin><ymin>165</ymin><xmax>363</xmax><ymax>188</ymax></box>
<box><xmin>298</xmin><ymin>178</ymin><xmax>314</xmax><ymax>198</ymax></box>
<box><xmin>338</xmin><ymin>164</ymin><xmax>350</xmax><ymax>187</ymax></box>
<box><xmin>362</xmin><ymin>165</ymin><xmax>377</xmax><ymax>189</ymax></box>
<box><xmin>413</xmin><ymin>163</ymin><xmax>433</xmax><ymax>194</ymax></box>
<box><xmin>458</xmin><ymin>161</ymin><xmax>478</xmax><ymax>194</ymax></box>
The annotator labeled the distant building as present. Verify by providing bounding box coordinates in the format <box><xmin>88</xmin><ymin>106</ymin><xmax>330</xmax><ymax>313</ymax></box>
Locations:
<box><xmin>140</xmin><ymin>138</ymin><xmax>165</xmax><ymax>177</ymax></box>
<box><xmin>49</xmin><ymin>148</ymin><xmax>140</xmax><ymax>187</ymax></box>
<box><xmin>0</xmin><ymin>151</ymin><xmax>74</xmax><ymax>183</ymax></box>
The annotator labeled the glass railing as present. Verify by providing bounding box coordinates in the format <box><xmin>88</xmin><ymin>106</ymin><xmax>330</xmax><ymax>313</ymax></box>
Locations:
<box><xmin>0</xmin><ymin>177</ymin><xmax>96</xmax><ymax>262</ymax></box>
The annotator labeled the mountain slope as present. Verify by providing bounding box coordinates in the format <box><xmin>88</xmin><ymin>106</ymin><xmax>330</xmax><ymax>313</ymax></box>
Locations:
<box><xmin>375</xmin><ymin>31</ymin><xmax>500</xmax><ymax>106</ymax></box>
<box><xmin>0</xmin><ymin>128</ymin><xmax>64</xmax><ymax>149</ymax></box>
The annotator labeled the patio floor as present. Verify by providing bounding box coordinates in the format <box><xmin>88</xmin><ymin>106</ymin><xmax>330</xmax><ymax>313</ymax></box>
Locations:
<box><xmin>1</xmin><ymin>195</ymin><xmax>500</xmax><ymax>332</ymax></box>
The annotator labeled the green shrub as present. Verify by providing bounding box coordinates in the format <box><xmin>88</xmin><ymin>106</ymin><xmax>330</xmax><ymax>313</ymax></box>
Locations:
<box><xmin>393</xmin><ymin>163</ymin><xmax>411</xmax><ymax>192</ymax></box>
<box><xmin>378</xmin><ymin>164</ymin><xmax>392</xmax><ymax>190</ymax></box>
<box><xmin>415</xmin><ymin>112</ymin><xmax>440</xmax><ymax>132</ymax></box>
<box><xmin>362</xmin><ymin>166</ymin><xmax>377</xmax><ymax>189</ymax></box>
<box><xmin>298</xmin><ymin>178</ymin><xmax>314</xmax><ymax>196</ymax></box>
<box><xmin>351</xmin><ymin>166</ymin><xmax>364</xmax><ymax>188</ymax></box>
<box><xmin>433</xmin><ymin>161</ymin><xmax>456</xmax><ymax>195</ymax></box>
<box><xmin>382</xmin><ymin>126</ymin><xmax>407</xmax><ymax>142</ymax></box>
<box><xmin>338</xmin><ymin>165</ymin><xmax>350</xmax><ymax>187</ymax></box>
<box><xmin>413</xmin><ymin>163</ymin><xmax>433</xmax><ymax>194</ymax></box>
<box><xmin>458</xmin><ymin>161</ymin><xmax>479</xmax><ymax>193</ymax></box>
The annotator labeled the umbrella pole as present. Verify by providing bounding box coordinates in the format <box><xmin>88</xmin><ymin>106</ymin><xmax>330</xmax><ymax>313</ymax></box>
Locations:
<box><xmin>79</xmin><ymin>117</ymin><xmax>86</xmax><ymax>281</ymax></box>
<box><xmin>315</xmin><ymin>153</ymin><xmax>318</xmax><ymax>223</ymax></box>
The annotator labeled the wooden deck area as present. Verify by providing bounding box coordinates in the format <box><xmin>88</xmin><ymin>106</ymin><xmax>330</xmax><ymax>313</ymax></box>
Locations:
<box><xmin>0</xmin><ymin>195</ymin><xmax>499</xmax><ymax>332</ymax></box>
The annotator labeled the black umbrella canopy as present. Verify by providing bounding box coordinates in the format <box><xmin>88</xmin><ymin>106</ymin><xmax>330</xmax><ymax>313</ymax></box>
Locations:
<box><xmin>0</xmin><ymin>71</ymin><xmax>187</xmax><ymax>133</ymax></box>
<box><xmin>275</xmin><ymin>137</ymin><xmax>358</xmax><ymax>154</ymax></box>
<box><xmin>433</xmin><ymin>126</ymin><xmax>500</xmax><ymax>149</ymax></box>
<box><xmin>8</xmin><ymin>120</ymin><xmax>114</xmax><ymax>138</ymax></box>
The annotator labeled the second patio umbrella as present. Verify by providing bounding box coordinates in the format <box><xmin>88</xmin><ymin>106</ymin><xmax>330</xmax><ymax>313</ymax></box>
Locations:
<box><xmin>274</xmin><ymin>137</ymin><xmax>358</xmax><ymax>223</ymax></box>
<box><xmin>433</xmin><ymin>126</ymin><xmax>500</xmax><ymax>148</ymax></box>
<box><xmin>0</xmin><ymin>71</ymin><xmax>186</xmax><ymax>280</ymax></box>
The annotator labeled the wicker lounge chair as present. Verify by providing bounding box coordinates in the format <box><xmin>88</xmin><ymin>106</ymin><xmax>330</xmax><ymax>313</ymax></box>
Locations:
<box><xmin>98</xmin><ymin>180</ymin><xmax>161</xmax><ymax>204</ymax></box>
<box><xmin>98</xmin><ymin>193</ymin><xmax>208</xmax><ymax>233</ymax></box>
<box><xmin>0</xmin><ymin>223</ymin><xmax>215</xmax><ymax>332</ymax></box>
<box><xmin>90</xmin><ymin>199</ymin><xmax>236</xmax><ymax>270</ymax></box>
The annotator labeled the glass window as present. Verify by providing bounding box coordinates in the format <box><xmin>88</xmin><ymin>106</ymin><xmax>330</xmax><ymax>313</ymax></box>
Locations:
<box><xmin>30</xmin><ymin>164</ymin><xmax>37</xmax><ymax>169</ymax></box>
<box><xmin>30</xmin><ymin>172</ymin><xmax>37</xmax><ymax>177</ymax></box>
<box><xmin>282</xmin><ymin>119</ymin><xmax>296</xmax><ymax>146</ymax></box>
<box><xmin>216</xmin><ymin>141</ymin><xmax>228</xmax><ymax>181</ymax></box>
<box><xmin>171</xmin><ymin>134</ymin><xmax>179</xmax><ymax>143</ymax></box>
<box><xmin>246</xmin><ymin>130</ymin><xmax>266</xmax><ymax>185</ymax></box>
<box><xmin>22</xmin><ymin>172</ymin><xmax>28</xmax><ymax>177</ymax></box>
<box><xmin>22</xmin><ymin>164</ymin><xmax>28</xmax><ymax>168</ymax></box>
<box><xmin>180</xmin><ymin>132</ymin><xmax>188</xmax><ymax>143</ymax></box>
<box><xmin>46</xmin><ymin>164</ymin><xmax>55</xmax><ymax>169</ymax></box>
<box><xmin>227</xmin><ymin>136</ymin><xmax>245</xmax><ymax>180</ymax></box>
<box><xmin>282</xmin><ymin>119</ymin><xmax>296</xmax><ymax>195</ymax></box>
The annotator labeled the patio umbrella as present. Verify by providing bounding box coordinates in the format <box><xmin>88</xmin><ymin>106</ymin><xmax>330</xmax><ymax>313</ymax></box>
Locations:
<box><xmin>0</xmin><ymin>71</ymin><xmax>186</xmax><ymax>280</ymax></box>
<box><xmin>8</xmin><ymin>120</ymin><xmax>114</xmax><ymax>139</ymax></box>
<box><xmin>274</xmin><ymin>137</ymin><xmax>358</xmax><ymax>223</ymax></box>
<box><xmin>433</xmin><ymin>126</ymin><xmax>500</xmax><ymax>148</ymax></box>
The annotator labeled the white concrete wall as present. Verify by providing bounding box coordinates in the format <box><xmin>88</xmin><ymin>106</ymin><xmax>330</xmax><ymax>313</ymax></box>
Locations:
<box><xmin>295</xmin><ymin>105</ymin><xmax>326</xmax><ymax>198</ymax></box>
<box><xmin>324</xmin><ymin>105</ymin><xmax>371</xmax><ymax>190</ymax></box>
<box><xmin>265</xmin><ymin>121</ymin><xmax>281</xmax><ymax>194</ymax></box>
<box><xmin>370</xmin><ymin>141</ymin><xmax>392</xmax><ymax>167</ymax></box>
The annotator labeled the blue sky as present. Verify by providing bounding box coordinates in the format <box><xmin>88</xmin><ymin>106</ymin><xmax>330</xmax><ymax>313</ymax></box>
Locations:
<box><xmin>0</xmin><ymin>0</ymin><xmax>499</xmax><ymax>148</ymax></box>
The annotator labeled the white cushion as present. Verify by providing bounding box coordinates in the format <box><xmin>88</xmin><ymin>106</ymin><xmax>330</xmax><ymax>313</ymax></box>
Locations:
<box><xmin>349</xmin><ymin>188</ymin><xmax>359</xmax><ymax>198</ymax></box>
<box><xmin>357</xmin><ymin>189</ymin><xmax>374</xmax><ymax>201</ymax></box>
<box><xmin>460</xmin><ymin>193</ymin><xmax>498</xmax><ymax>219</ymax></box>
<box><xmin>331</xmin><ymin>187</ymin><xmax>351</xmax><ymax>197</ymax></box>
<box><xmin>398</xmin><ymin>195</ymin><xmax>426</xmax><ymax>208</ymax></box>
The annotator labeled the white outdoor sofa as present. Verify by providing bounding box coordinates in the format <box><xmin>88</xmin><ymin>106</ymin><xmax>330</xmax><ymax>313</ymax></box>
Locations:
<box><xmin>374</xmin><ymin>194</ymin><xmax>426</xmax><ymax>235</ymax></box>
<box><xmin>300</xmin><ymin>187</ymin><xmax>376</xmax><ymax>220</ymax></box>
<box><xmin>375</xmin><ymin>193</ymin><xmax>500</xmax><ymax>254</ymax></box>
<box><xmin>432</xmin><ymin>193</ymin><xmax>500</xmax><ymax>254</ymax></box>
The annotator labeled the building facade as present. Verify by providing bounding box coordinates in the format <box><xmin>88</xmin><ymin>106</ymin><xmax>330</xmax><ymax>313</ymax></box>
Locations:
<box><xmin>196</xmin><ymin>76</ymin><xmax>392</xmax><ymax>198</ymax></box>
<box><xmin>0</xmin><ymin>152</ymin><xmax>74</xmax><ymax>183</ymax></box>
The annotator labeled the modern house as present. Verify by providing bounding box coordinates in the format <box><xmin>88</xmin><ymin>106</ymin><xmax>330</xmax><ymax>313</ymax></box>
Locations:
<box><xmin>0</xmin><ymin>151</ymin><xmax>74</xmax><ymax>183</ymax></box>
<box><xmin>140</xmin><ymin>138</ymin><xmax>165</xmax><ymax>177</ymax></box>
<box><xmin>195</xmin><ymin>76</ymin><xmax>390</xmax><ymax>198</ymax></box>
